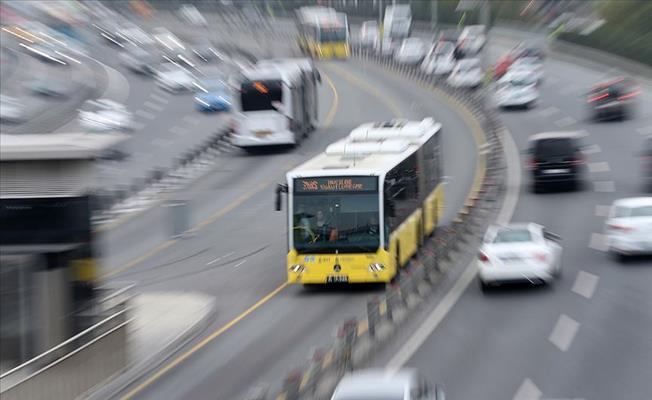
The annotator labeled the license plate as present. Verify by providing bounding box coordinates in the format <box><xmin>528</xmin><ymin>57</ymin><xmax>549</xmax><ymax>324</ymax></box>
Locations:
<box><xmin>544</xmin><ymin>169</ymin><xmax>570</xmax><ymax>174</ymax></box>
<box><xmin>326</xmin><ymin>275</ymin><xmax>349</xmax><ymax>283</ymax></box>
<box><xmin>255</xmin><ymin>130</ymin><xmax>271</xmax><ymax>137</ymax></box>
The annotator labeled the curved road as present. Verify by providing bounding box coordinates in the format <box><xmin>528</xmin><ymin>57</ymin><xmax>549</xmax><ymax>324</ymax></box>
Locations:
<box><xmin>97</xmin><ymin>26</ymin><xmax>482</xmax><ymax>400</ymax></box>
<box><xmin>374</xmin><ymin>31</ymin><xmax>652</xmax><ymax>400</ymax></box>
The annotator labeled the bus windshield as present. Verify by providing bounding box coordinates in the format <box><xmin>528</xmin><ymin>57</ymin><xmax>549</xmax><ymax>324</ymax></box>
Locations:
<box><xmin>319</xmin><ymin>27</ymin><xmax>347</xmax><ymax>43</ymax></box>
<box><xmin>292</xmin><ymin>188</ymin><xmax>380</xmax><ymax>254</ymax></box>
<box><xmin>240</xmin><ymin>80</ymin><xmax>283</xmax><ymax>112</ymax></box>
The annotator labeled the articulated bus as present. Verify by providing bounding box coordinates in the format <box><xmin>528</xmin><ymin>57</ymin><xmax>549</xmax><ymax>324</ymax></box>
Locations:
<box><xmin>295</xmin><ymin>6</ymin><xmax>350</xmax><ymax>59</ymax></box>
<box><xmin>275</xmin><ymin>118</ymin><xmax>444</xmax><ymax>284</ymax></box>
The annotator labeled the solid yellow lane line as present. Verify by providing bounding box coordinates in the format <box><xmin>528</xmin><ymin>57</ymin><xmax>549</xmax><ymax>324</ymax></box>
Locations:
<box><xmin>321</xmin><ymin>70</ymin><xmax>339</xmax><ymax>128</ymax></box>
<box><xmin>120</xmin><ymin>282</ymin><xmax>289</xmax><ymax>400</ymax></box>
<box><xmin>323</xmin><ymin>62</ymin><xmax>404</xmax><ymax>119</ymax></box>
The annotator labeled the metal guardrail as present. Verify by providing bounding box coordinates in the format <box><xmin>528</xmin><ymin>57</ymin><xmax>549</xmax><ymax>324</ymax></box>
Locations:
<box><xmin>0</xmin><ymin>287</ymin><xmax>132</xmax><ymax>400</ymax></box>
<box><xmin>267</xmin><ymin>47</ymin><xmax>508</xmax><ymax>400</ymax></box>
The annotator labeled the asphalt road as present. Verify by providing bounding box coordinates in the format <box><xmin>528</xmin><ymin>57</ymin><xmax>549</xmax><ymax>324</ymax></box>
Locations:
<box><xmin>98</xmin><ymin>33</ymin><xmax>480</xmax><ymax>399</ymax></box>
<box><xmin>374</xmin><ymin>32</ymin><xmax>652</xmax><ymax>400</ymax></box>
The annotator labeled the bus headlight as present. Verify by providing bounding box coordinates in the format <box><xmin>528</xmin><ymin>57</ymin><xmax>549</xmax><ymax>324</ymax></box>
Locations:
<box><xmin>290</xmin><ymin>264</ymin><xmax>305</xmax><ymax>273</ymax></box>
<box><xmin>368</xmin><ymin>263</ymin><xmax>385</xmax><ymax>272</ymax></box>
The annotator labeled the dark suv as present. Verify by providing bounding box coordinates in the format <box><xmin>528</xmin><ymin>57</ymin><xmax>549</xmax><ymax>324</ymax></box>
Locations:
<box><xmin>525</xmin><ymin>132</ymin><xmax>586</xmax><ymax>192</ymax></box>
<box><xmin>587</xmin><ymin>77</ymin><xmax>639</xmax><ymax>121</ymax></box>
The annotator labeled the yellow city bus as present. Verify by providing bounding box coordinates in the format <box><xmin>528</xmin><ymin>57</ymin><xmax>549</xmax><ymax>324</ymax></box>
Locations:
<box><xmin>275</xmin><ymin>118</ymin><xmax>443</xmax><ymax>284</ymax></box>
<box><xmin>295</xmin><ymin>7</ymin><xmax>350</xmax><ymax>60</ymax></box>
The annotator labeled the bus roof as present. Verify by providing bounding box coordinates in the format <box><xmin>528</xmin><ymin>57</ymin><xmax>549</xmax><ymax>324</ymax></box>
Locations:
<box><xmin>287</xmin><ymin>118</ymin><xmax>441</xmax><ymax>180</ymax></box>
<box><xmin>242</xmin><ymin>63</ymin><xmax>303</xmax><ymax>86</ymax></box>
<box><xmin>256</xmin><ymin>58</ymin><xmax>315</xmax><ymax>74</ymax></box>
<box><xmin>297</xmin><ymin>6</ymin><xmax>345</xmax><ymax>27</ymax></box>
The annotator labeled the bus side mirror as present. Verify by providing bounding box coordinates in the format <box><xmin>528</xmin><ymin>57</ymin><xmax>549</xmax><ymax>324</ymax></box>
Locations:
<box><xmin>275</xmin><ymin>183</ymin><xmax>287</xmax><ymax>211</ymax></box>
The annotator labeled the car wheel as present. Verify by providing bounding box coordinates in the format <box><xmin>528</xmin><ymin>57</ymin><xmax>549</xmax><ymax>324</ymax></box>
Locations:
<box><xmin>479</xmin><ymin>278</ymin><xmax>490</xmax><ymax>292</ymax></box>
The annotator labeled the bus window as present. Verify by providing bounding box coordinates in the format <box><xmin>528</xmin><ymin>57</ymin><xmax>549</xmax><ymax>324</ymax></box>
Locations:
<box><xmin>240</xmin><ymin>80</ymin><xmax>283</xmax><ymax>112</ymax></box>
<box><xmin>319</xmin><ymin>27</ymin><xmax>347</xmax><ymax>43</ymax></box>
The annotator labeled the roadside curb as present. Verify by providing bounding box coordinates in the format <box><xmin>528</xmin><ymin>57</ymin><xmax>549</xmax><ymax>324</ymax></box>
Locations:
<box><xmin>83</xmin><ymin>292</ymin><xmax>217</xmax><ymax>400</ymax></box>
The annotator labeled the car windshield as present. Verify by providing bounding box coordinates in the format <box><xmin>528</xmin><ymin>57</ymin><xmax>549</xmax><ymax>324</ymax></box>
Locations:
<box><xmin>616</xmin><ymin>205</ymin><xmax>652</xmax><ymax>218</ymax></box>
<box><xmin>509</xmin><ymin>76</ymin><xmax>536</xmax><ymax>86</ymax></box>
<box><xmin>292</xmin><ymin>178</ymin><xmax>380</xmax><ymax>253</ymax></box>
<box><xmin>493</xmin><ymin>229</ymin><xmax>532</xmax><ymax>243</ymax></box>
<box><xmin>240</xmin><ymin>79</ymin><xmax>283</xmax><ymax>112</ymax></box>
<box><xmin>534</xmin><ymin>138</ymin><xmax>574</xmax><ymax>157</ymax></box>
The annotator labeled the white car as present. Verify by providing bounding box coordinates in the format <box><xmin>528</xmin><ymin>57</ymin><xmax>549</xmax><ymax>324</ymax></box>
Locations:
<box><xmin>394</xmin><ymin>37</ymin><xmax>426</xmax><ymax>64</ymax></box>
<box><xmin>0</xmin><ymin>95</ymin><xmax>25</xmax><ymax>123</ymax></box>
<box><xmin>495</xmin><ymin>73</ymin><xmax>539</xmax><ymax>108</ymax></box>
<box><xmin>605</xmin><ymin>197</ymin><xmax>652</xmax><ymax>260</ymax></box>
<box><xmin>331</xmin><ymin>369</ymin><xmax>445</xmax><ymax>400</ymax></box>
<box><xmin>421</xmin><ymin>42</ymin><xmax>455</xmax><ymax>75</ymax></box>
<box><xmin>478</xmin><ymin>223</ymin><xmax>562</xmax><ymax>290</ymax></box>
<box><xmin>359</xmin><ymin>21</ymin><xmax>379</xmax><ymax>49</ymax></box>
<box><xmin>179</xmin><ymin>4</ymin><xmax>207</xmax><ymax>26</ymax></box>
<box><xmin>508</xmin><ymin>57</ymin><xmax>544</xmax><ymax>84</ymax></box>
<box><xmin>78</xmin><ymin>99</ymin><xmax>133</xmax><ymax>131</ymax></box>
<box><xmin>457</xmin><ymin>24</ymin><xmax>485</xmax><ymax>55</ymax></box>
<box><xmin>154</xmin><ymin>63</ymin><xmax>195</xmax><ymax>92</ymax></box>
<box><xmin>447</xmin><ymin>58</ymin><xmax>483</xmax><ymax>88</ymax></box>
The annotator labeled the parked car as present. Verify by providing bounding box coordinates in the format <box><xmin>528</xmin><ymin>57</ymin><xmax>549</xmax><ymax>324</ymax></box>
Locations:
<box><xmin>478</xmin><ymin>223</ymin><xmax>562</xmax><ymax>290</ymax></box>
<box><xmin>457</xmin><ymin>24</ymin><xmax>485</xmax><ymax>55</ymax></box>
<box><xmin>605</xmin><ymin>197</ymin><xmax>652</xmax><ymax>261</ymax></box>
<box><xmin>78</xmin><ymin>99</ymin><xmax>133</xmax><ymax>131</ymax></box>
<box><xmin>524</xmin><ymin>131</ymin><xmax>587</xmax><ymax>192</ymax></box>
<box><xmin>447</xmin><ymin>58</ymin><xmax>483</xmax><ymax>88</ymax></box>
<box><xmin>331</xmin><ymin>369</ymin><xmax>446</xmax><ymax>400</ymax></box>
<box><xmin>586</xmin><ymin>77</ymin><xmax>640</xmax><ymax>121</ymax></box>
<box><xmin>394</xmin><ymin>37</ymin><xmax>426</xmax><ymax>64</ymax></box>
<box><xmin>421</xmin><ymin>41</ymin><xmax>455</xmax><ymax>75</ymax></box>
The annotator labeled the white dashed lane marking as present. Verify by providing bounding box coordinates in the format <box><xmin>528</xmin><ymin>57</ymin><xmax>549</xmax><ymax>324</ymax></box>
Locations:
<box><xmin>135</xmin><ymin>110</ymin><xmax>156</xmax><ymax>120</ymax></box>
<box><xmin>595</xmin><ymin>205</ymin><xmax>611</xmax><ymax>217</ymax></box>
<box><xmin>636</xmin><ymin>126</ymin><xmax>652</xmax><ymax>135</ymax></box>
<box><xmin>144</xmin><ymin>101</ymin><xmax>165</xmax><ymax>112</ymax></box>
<box><xmin>170</xmin><ymin>126</ymin><xmax>189</xmax><ymax>136</ymax></box>
<box><xmin>554</xmin><ymin>116</ymin><xmax>576</xmax><ymax>128</ymax></box>
<box><xmin>593</xmin><ymin>180</ymin><xmax>615</xmax><ymax>192</ymax></box>
<box><xmin>538</xmin><ymin>106</ymin><xmax>559</xmax><ymax>118</ymax></box>
<box><xmin>582</xmin><ymin>144</ymin><xmax>602</xmax><ymax>155</ymax></box>
<box><xmin>549</xmin><ymin>314</ymin><xmax>580</xmax><ymax>352</ymax></box>
<box><xmin>149</xmin><ymin>93</ymin><xmax>169</xmax><ymax>103</ymax></box>
<box><xmin>571</xmin><ymin>270</ymin><xmax>600</xmax><ymax>299</ymax></box>
<box><xmin>513</xmin><ymin>378</ymin><xmax>542</xmax><ymax>400</ymax></box>
<box><xmin>588</xmin><ymin>162</ymin><xmax>610</xmax><ymax>173</ymax></box>
<box><xmin>589</xmin><ymin>233</ymin><xmax>609</xmax><ymax>252</ymax></box>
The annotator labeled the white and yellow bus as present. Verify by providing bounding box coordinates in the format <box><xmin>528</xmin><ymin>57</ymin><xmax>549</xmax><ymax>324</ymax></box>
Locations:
<box><xmin>275</xmin><ymin>118</ymin><xmax>444</xmax><ymax>284</ymax></box>
<box><xmin>295</xmin><ymin>6</ymin><xmax>350</xmax><ymax>60</ymax></box>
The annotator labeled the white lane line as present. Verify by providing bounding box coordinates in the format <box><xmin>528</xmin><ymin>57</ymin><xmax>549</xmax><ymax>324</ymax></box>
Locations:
<box><xmin>549</xmin><ymin>314</ymin><xmax>580</xmax><ymax>352</ymax></box>
<box><xmin>595</xmin><ymin>205</ymin><xmax>611</xmax><ymax>217</ymax></box>
<box><xmin>588</xmin><ymin>162</ymin><xmax>610</xmax><ymax>173</ymax></box>
<box><xmin>538</xmin><ymin>106</ymin><xmax>559</xmax><ymax>118</ymax></box>
<box><xmin>386</xmin><ymin>126</ymin><xmax>522</xmax><ymax>370</ymax></box>
<box><xmin>170</xmin><ymin>126</ymin><xmax>189</xmax><ymax>136</ymax></box>
<box><xmin>513</xmin><ymin>378</ymin><xmax>542</xmax><ymax>400</ymax></box>
<box><xmin>149</xmin><ymin>93</ymin><xmax>169</xmax><ymax>103</ymax></box>
<box><xmin>571</xmin><ymin>270</ymin><xmax>600</xmax><ymax>299</ymax></box>
<box><xmin>206</xmin><ymin>251</ymin><xmax>235</xmax><ymax>265</ymax></box>
<box><xmin>233</xmin><ymin>259</ymin><xmax>248</xmax><ymax>268</ymax></box>
<box><xmin>636</xmin><ymin>125</ymin><xmax>652</xmax><ymax>136</ymax></box>
<box><xmin>183</xmin><ymin>115</ymin><xmax>201</xmax><ymax>125</ymax></box>
<box><xmin>554</xmin><ymin>116</ymin><xmax>576</xmax><ymax>128</ymax></box>
<box><xmin>589</xmin><ymin>232</ymin><xmax>608</xmax><ymax>252</ymax></box>
<box><xmin>144</xmin><ymin>101</ymin><xmax>165</xmax><ymax>112</ymax></box>
<box><xmin>593</xmin><ymin>180</ymin><xmax>615</xmax><ymax>192</ymax></box>
<box><xmin>582</xmin><ymin>144</ymin><xmax>602</xmax><ymax>155</ymax></box>
<box><xmin>135</xmin><ymin>110</ymin><xmax>156</xmax><ymax>120</ymax></box>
